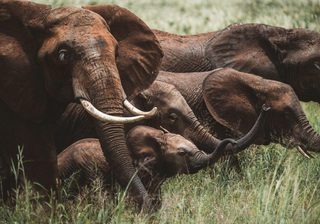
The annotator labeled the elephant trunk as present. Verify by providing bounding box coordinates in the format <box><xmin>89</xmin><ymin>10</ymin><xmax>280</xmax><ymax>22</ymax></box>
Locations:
<box><xmin>189</xmin><ymin>105</ymin><xmax>270</xmax><ymax>155</ymax></box>
<box><xmin>230</xmin><ymin>104</ymin><xmax>271</xmax><ymax>154</ymax></box>
<box><xmin>297</xmin><ymin>113</ymin><xmax>320</xmax><ymax>154</ymax></box>
<box><xmin>188</xmin><ymin>115</ymin><xmax>221</xmax><ymax>153</ymax></box>
<box><xmin>73</xmin><ymin>61</ymin><xmax>150</xmax><ymax>208</ymax></box>
<box><xmin>189</xmin><ymin>105</ymin><xmax>271</xmax><ymax>172</ymax></box>
<box><xmin>96</xmin><ymin>122</ymin><xmax>149</xmax><ymax>201</ymax></box>
<box><xmin>189</xmin><ymin>138</ymin><xmax>235</xmax><ymax>173</ymax></box>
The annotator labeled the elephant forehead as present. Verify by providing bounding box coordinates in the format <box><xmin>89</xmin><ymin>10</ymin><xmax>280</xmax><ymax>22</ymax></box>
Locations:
<box><xmin>47</xmin><ymin>7</ymin><xmax>106</xmax><ymax>28</ymax></box>
<box><xmin>166</xmin><ymin>134</ymin><xmax>194</xmax><ymax>149</ymax></box>
<box><xmin>155</xmin><ymin>86</ymin><xmax>183</xmax><ymax>103</ymax></box>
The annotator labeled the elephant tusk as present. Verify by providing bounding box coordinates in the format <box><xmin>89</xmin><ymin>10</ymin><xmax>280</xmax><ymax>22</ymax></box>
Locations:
<box><xmin>297</xmin><ymin>146</ymin><xmax>314</xmax><ymax>159</ymax></box>
<box><xmin>80</xmin><ymin>99</ymin><xmax>146</xmax><ymax>123</ymax></box>
<box><xmin>160</xmin><ymin>126</ymin><xmax>170</xmax><ymax>133</ymax></box>
<box><xmin>123</xmin><ymin>99</ymin><xmax>157</xmax><ymax>118</ymax></box>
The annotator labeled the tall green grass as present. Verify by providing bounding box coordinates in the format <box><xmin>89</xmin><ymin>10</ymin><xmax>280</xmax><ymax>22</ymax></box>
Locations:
<box><xmin>1</xmin><ymin>0</ymin><xmax>320</xmax><ymax>223</ymax></box>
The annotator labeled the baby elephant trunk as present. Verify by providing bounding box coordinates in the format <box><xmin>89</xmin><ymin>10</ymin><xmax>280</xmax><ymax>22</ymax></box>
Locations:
<box><xmin>230</xmin><ymin>104</ymin><xmax>271</xmax><ymax>154</ymax></box>
<box><xmin>189</xmin><ymin>138</ymin><xmax>237</xmax><ymax>173</ymax></box>
<box><xmin>189</xmin><ymin>105</ymin><xmax>271</xmax><ymax>172</ymax></box>
<box><xmin>190</xmin><ymin>105</ymin><xmax>270</xmax><ymax>154</ymax></box>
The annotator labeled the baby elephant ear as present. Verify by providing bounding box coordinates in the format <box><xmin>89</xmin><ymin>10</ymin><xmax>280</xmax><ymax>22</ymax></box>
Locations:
<box><xmin>83</xmin><ymin>5</ymin><xmax>163</xmax><ymax>99</ymax></box>
<box><xmin>202</xmin><ymin>68</ymin><xmax>265</xmax><ymax>135</ymax></box>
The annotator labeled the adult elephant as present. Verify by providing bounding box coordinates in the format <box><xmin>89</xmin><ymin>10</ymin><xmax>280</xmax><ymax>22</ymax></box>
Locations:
<box><xmin>0</xmin><ymin>0</ymin><xmax>163</xmax><ymax>209</ymax></box>
<box><xmin>154</xmin><ymin>24</ymin><xmax>320</xmax><ymax>103</ymax></box>
<box><xmin>156</xmin><ymin>69</ymin><xmax>320</xmax><ymax>156</ymax></box>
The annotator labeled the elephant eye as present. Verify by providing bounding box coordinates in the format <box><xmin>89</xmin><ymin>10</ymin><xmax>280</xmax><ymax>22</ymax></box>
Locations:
<box><xmin>177</xmin><ymin>147</ymin><xmax>187</xmax><ymax>156</ymax></box>
<box><xmin>58</xmin><ymin>49</ymin><xmax>70</xmax><ymax>64</ymax></box>
<box><xmin>314</xmin><ymin>62</ymin><xmax>320</xmax><ymax>71</ymax></box>
<box><xmin>168</xmin><ymin>113</ymin><xmax>178</xmax><ymax>122</ymax></box>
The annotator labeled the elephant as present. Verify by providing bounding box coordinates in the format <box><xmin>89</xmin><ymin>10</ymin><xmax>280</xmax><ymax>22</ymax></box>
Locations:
<box><xmin>57</xmin><ymin>126</ymin><xmax>238</xmax><ymax>204</ymax></box>
<box><xmin>156</xmin><ymin>68</ymin><xmax>320</xmax><ymax>157</ymax></box>
<box><xmin>154</xmin><ymin>23</ymin><xmax>320</xmax><ymax>103</ymax></box>
<box><xmin>0</xmin><ymin>0</ymin><xmax>163</xmax><ymax>209</ymax></box>
<box><xmin>55</xmin><ymin>81</ymin><xmax>269</xmax><ymax>157</ymax></box>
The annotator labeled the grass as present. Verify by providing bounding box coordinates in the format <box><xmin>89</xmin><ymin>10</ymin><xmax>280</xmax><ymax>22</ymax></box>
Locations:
<box><xmin>2</xmin><ymin>0</ymin><xmax>320</xmax><ymax>223</ymax></box>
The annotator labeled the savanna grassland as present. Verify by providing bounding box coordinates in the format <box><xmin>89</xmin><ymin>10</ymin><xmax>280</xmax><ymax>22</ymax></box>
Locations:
<box><xmin>1</xmin><ymin>0</ymin><xmax>320</xmax><ymax>223</ymax></box>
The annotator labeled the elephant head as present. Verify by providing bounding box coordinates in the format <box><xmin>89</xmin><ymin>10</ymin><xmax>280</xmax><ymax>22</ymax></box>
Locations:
<box><xmin>126</xmin><ymin>126</ymin><xmax>234</xmax><ymax>176</ymax></box>
<box><xmin>206</xmin><ymin>23</ymin><xmax>320</xmax><ymax>103</ymax></box>
<box><xmin>203</xmin><ymin>68</ymin><xmax>320</xmax><ymax>157</ymax></box>
<box><xmin>0</xmin><ymin>0</ymin><xmax>162</xmax><ymax>208</ymax></box>
<box><xmin>132</xmin><ymin>80</ymin><xmax>269</xmax><ymax>154</ymax></box>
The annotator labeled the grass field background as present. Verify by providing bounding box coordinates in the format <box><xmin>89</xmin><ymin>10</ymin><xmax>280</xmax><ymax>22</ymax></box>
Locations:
<box><xmin>1</xmin><ymin>0</ymin><xmax>320</xmax><ymax>223</ymax></box>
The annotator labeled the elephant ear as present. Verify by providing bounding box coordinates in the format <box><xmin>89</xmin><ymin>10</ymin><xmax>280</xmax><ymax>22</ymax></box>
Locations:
<box><xmin>202</xmin><ymin>68</ymin><xmax>266</xmax><ymax>135</ymax></box>
<box><xmin>205</xmin><ymin>24</ymin><xmax>287</xmax><ymax>77</ymax></box>
<box><xmin>83</xmin><ymin>5</ymin><xmax>163</xmax><ymax>99</ymax></box>
<box><xmin>0</xmin><ymin>1</ymin><xmax>51</xmax><ymax>122</ymax></box>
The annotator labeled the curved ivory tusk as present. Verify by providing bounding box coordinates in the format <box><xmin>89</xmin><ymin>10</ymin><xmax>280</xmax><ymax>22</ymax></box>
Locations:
<box><xmin>80</xmin><ymin>99</ymin><xmax>145</xmax><ymax>123</ymax></box>
<box><xmin>160</xmin><ymin>126</ymin><xmax>170</xmax><ymax>133</ymax></box>
<box><xmin>123</xmin><ymin>100</ymin><xmax>157</xmax><ymax>118</ymax></box>
<box><xmin>297</xmin><ymin>146</ymin><xmax>314</xmax><ymax>159</ymax></box>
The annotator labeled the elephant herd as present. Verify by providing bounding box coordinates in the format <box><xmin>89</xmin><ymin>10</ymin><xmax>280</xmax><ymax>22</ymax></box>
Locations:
<box><xmin>0</xmin><ymin>0</ymin><xmax>319</xmax><ymax>212</ymax></box>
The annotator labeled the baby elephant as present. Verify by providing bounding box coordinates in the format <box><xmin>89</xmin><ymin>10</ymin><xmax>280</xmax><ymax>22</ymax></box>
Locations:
<box><xmin>58</xmin><ymin>126</ymin><xmax>233</xmax><ymax>200</ymax></box>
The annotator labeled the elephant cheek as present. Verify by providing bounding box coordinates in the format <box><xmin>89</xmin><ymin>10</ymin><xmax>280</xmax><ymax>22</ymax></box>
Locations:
<box><xmin>45</xmin><ymin>73</ymin><xmax>74</xmax><ymax>103</ymax></box>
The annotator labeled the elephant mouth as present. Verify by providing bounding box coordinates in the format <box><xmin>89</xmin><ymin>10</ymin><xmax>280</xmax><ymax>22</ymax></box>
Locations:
<box><xmin>274</xmin><ymin>134</ymin><xmax>316</xmax><ymax>159</ymax></box>
<box><xmin>187</xmin><ymin>165</ymin><xmax>204</xmax><ymax>174</ymax></box>
<box><xmin>73</xmin><ymin>71</ymin><xmax>157</xmax><ymax>124</ymax></box>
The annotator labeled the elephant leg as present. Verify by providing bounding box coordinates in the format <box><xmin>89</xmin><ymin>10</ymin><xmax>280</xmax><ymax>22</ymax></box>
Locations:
<box><xmin>0</xmin><ymin>154</ymin><xmax>14</xmax><ymax>200</ymax></box>
<box><xmin>0</xmin><ymin>107</ymin><xmax>55</xmax><ymax>198</ymax></box>
<box><xmin>17</xmin><ymin>122</ymin><xmax>57</xmax><ymax>195</ymax></box>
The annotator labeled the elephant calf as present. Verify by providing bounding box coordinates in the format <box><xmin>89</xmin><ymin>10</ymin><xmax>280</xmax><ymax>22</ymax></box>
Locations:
<box><xmin>155</xmin><ymin>68</ymin><xmax>319</xmax><ymax>157</ymax></box>
<box><xmin>58</xmin><ymin>126</ymin><xmax>235</xmax><ymax>203</ymax></box>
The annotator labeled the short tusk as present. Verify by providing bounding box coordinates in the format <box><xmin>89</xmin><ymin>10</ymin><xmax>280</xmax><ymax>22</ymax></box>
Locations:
<box><xmin>297</xmin><ymin>146</ymin><xmax>314</xmax><ymax>159</ymax></box>
<box><xmin>123</xmin><ymin>100</ymin><xmax>157</xmax><ymax>118</ymax></box>
<box><xmin>160</xmin><ymin>126</ymin><xmax>170</xmax><ymax>133</ymax></box>
<box><xmin>80</xmin><ymin>99</ymin><xmax>145</xmax><ymax>123</ymax></box>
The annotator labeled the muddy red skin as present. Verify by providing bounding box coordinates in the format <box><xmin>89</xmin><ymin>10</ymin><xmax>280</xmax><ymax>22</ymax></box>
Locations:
<box><xmin>154</xmin><ymin>24</ymin><xmax>320</xmax><ymax>103</ymax></box>
<box><xmin>0</xmin><ymin>0</ymin><xmax>162</xmax><ymax>209</ymax></box>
